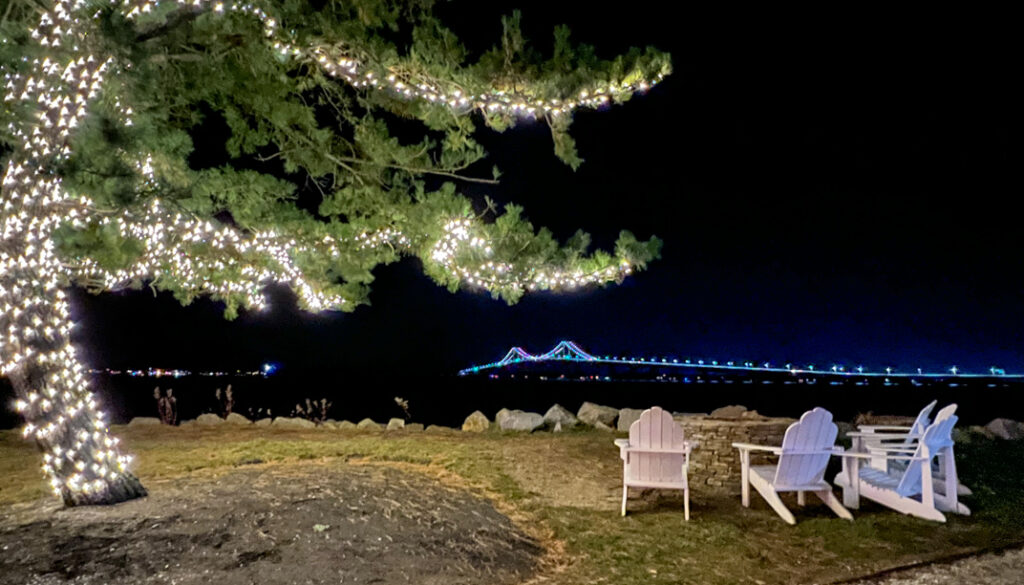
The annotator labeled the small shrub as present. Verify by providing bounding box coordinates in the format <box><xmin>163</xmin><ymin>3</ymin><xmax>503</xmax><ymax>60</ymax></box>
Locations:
<box><xmin>154</xmin><ymin>387</ymin><xmax>178</xmax><ymax>425</ymax></box>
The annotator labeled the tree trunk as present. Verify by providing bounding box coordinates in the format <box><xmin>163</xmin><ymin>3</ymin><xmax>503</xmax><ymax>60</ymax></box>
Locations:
<box><xmin>1</xmin><ymin>1</ymin><xmax>146</xmax><ymax>507</ymax></box>
<box><xmin>1</xmin><ymin>173</ymin><xmax>148</xmax><ymax>506</ymax></box>
<box><xmin>2</xmin><ymin>254</ymin><xmax>148</xmax><ymax>506</ymax></box>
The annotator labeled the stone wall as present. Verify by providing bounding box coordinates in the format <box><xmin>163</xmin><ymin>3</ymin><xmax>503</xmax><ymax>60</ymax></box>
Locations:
<box><xmin>675</xmin><ymin>415</ymin><xmax>795</xmax><ymax>494</ymax></box>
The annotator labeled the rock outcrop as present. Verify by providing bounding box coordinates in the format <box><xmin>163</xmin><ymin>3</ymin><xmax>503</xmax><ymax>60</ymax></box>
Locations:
<box><xmin>272</xmin><ymin>417</ymin><xmax>316</xmax><ymax>429</ymax></box>
<box><xmin>462</xmin><ymin>411</ymin><xmax>490</xmax><ymax>432</ymax></box>
<box><xmin>709</xmin><ymin>405</ymin><xmax>747</xmax><ymax>419</ymax></box>
<box><xmin>196</xmin><ymin>413</ymin><xmax>224</xmax><ymax>425</ymax></box>
<box><xmin>357</xmin><ymin>418</ymin><xmax>383</xmax><ymax>430</ymax></box>
<box><xmin>577</xmin><ymin>402</ymin><xmax>618</xmax><ymax>427</ymax></box>
<box><xmin>498</xmin><ymin>410</ymin><xmax>544</xmax><ymax>432</ymax></box>
<box><xmin>986</xmin><ymin>418</ymin><xmax>1024</xmax><ymax>440</ymax></box>
<box><xmin>225</xmin><ymin>413</ymin><xmax>251</xmax><ymax>425</ymax></box>
<box><xmin>543</xmin><ymin>404</ymin><xmax>578</xmax><ymax>430</ymax></box>
<box><xmin>616</xmin><ymin>408</ymin><xmax>644</xmax><ymax>432</ymax></box>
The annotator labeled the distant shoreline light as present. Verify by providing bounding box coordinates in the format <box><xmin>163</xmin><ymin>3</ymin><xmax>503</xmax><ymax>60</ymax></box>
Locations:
<box><xmin>86</xmin><ymin>368</ymin><xmax>270</xmax><ymax>378</ymax></box>
<box><xmin>458</xmin><ymin>341</ymin><xmax>1020</xmax><ymax>379</ymax></box>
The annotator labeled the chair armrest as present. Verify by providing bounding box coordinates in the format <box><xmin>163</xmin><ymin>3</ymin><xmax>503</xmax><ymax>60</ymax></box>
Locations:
<box><xmin>857</xmin><ymin>425</ymin><xmax>913</xmax><ymax>432</ymax></box>
<box><xmin>614</xmin><ymin>439</ymin><xmax>630</xmax><ymax>448</ymax></box>
<box><xmin>841</xmin><ymin>451</ymin><xmax>926</xmax><ymax>462</ymax></box>
<box><xmin>621</xmin><ymin>446</ymin><xmax>694</xmax><ymax>455</ymax></box>
<box><xmin>732</xmin><ymin>442</ymin><xmax>782</xmax><ymax>454</ymax></box>
<box><xmin>847</xmin><ymin>431</ymin><xmax>921</xmax><ymax>440</ymax></box>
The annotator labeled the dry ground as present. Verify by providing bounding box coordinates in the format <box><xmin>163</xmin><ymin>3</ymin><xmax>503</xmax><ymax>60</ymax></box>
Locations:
<box><xmin>1</xmin><ymin>424</ymin><xmax>1022</xmax><ymax>585</ymax></box>
<box><xmin>0</xmin><ymin>463</ymin><xmax>539</xmax><ymax>585</ymax></box>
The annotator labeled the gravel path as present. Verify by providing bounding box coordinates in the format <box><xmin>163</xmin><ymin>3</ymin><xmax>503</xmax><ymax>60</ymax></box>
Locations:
<box><xmin>844</xmin><ymin>546</ymin><xmax>1024</xmax><ymax>585</ymax></box>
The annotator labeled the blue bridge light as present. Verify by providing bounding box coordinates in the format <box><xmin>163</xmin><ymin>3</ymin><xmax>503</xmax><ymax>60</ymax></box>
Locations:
<box><xmin>456</xmin><ymin>341</ymin><xmax>1023</xmax><ymax>380</ymax></box>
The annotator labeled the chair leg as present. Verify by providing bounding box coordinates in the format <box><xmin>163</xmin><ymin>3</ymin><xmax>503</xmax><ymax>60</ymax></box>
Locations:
<box><xmin>750</xmin><ymin>473</ymin><xmax>795</xmax><ymax>525</ymax></box>
<box><xmin>684</xmin><ymin>487</ymin><xmax>690</xmax><ymax>521</ymax></box>
<box><xmin>739</xmin><ymin>450</ymin><xmax>751</xmax><ymax>508</ymax></box>
<box><xmin>796</xmin><ymin>491</ymin><xmax>806</xmax><ymax>506</ymax></box>
<box><xmin>814</xmin><ymin>489</ymin><xmax>853</xmax><ymax>521</ymax></box>
<box><xmin>621</xmin><ymin>483</ymin><xmax>628</xmax><ymax>517</ymax></box>
<box><xmin>841</xmin><ymin>457</ymin><xmax>861</xmax><ymax>509</ymax></box>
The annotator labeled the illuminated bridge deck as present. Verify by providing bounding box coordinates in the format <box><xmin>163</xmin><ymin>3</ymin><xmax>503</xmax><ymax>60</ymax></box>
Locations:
<box><xmin>458</xmin><ymin>341</ymin><xmax>1024</xmax><ymax>388</ymax></box>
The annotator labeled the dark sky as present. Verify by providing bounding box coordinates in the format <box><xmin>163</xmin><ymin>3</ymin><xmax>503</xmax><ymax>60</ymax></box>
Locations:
<box><xmin>72</xmin><ymin>3</ymin><xmax>1021</xmax><ymax>376</ymax></box>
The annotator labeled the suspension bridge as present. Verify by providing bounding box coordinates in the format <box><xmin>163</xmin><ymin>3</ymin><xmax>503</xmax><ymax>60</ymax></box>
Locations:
<box><xmin>458</xmin><ymin>341</ymin><xmax>1022</xmax><ymax>383</ymax></box>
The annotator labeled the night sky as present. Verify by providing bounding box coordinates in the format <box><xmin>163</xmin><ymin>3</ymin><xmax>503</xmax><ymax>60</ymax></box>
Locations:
<box><xmin>71</xmin><ymin>3</ymin><xmax>1020</xmax><ymax>377</ymax></box>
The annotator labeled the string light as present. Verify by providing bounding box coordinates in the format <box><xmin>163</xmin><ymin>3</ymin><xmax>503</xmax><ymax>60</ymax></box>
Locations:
<box><xmin>2</xmin><ymin>1</ymin><xmax>661</xmax><ymax>503</ymax></box>
<box><xmin>459</xmin><ymin>341</ymin><xmax>1020</xmax><ymax>379</ymax></box>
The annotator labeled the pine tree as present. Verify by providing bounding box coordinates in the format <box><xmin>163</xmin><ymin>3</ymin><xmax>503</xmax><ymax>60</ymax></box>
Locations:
<box><xmin>1</xmin><ymin>0</ymin><xmax>667</xmax><ymax>505</ymax></box>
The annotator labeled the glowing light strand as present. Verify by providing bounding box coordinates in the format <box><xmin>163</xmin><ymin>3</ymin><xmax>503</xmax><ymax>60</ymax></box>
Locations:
<box><xmin>2</xmin><ymin>0</ymin><xmax>138</xmax><ymax>503</ymax></box>
<box><xmin>116</xmin><ymin>0</ymin><xmax>665</xmax><ymax>119</ymax></box>
<box><xmin>1</xmin><ymin>0</ymin><xmax>658</xmax><ymax>503</ymax></box>
<box><xmin>461</xmin><ymin>341</ymin><xmax>1022</xmax><ymax>379</ymax></box>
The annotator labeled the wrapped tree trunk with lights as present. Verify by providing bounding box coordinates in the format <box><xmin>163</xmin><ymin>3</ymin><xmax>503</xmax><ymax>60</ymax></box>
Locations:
<box><xmin>1</xmin><ymin>0</ymin><xmax>666</xmax><ymax>506</ymax></box>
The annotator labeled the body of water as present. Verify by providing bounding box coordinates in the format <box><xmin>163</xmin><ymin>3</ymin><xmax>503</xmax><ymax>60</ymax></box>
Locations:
<box><xmin>2</xmin><ymin>373</ymin><xmax>1022</xmax><ymax>430</ymax></box>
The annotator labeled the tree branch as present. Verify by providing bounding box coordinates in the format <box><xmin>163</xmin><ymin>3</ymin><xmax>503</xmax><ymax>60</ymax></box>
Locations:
<box><xmin>333</xmin><ymin>156</ymin><xmax>499</xmax><ymax>185</ymax></box>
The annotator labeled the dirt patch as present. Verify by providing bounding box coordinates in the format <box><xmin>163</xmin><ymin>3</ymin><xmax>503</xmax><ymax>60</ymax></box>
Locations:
<box><xmin>0</xmin><ymin>462</ymin><xmax>541</xmax><ymax>585</ymax></box>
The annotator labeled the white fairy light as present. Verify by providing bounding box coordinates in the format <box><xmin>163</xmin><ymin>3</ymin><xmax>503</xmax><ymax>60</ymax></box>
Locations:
<box><xmin>2</xmin><ymin>0</ymin><xmax>655</xmax><ymax>503</ymax></box>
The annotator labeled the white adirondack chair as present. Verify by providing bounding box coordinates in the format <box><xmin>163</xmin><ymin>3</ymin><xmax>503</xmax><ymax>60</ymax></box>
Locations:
<box><xmin>733</xmin><ymin>407</ymin><xmax>852</xmax><ymax>525</ymax></box>
<box><xmin>857</xmin><ymin>399</ymin><xmax>936</xmax><ymax>437</ymax></box>
<box><xmin>856</xmin><ymin>397</ymin><xmax>937</xmax><ymax>467</ymax></box>
<box><xmin>835</xmin><ymin>409</ymin><xmax>970</xmax><ymax>522</ymax></box>
<box><xmin>848</xmin><ymin>403</ymin><xmax>971</xmax><ymax>496</ymax></box>
<box><xmin>614</xmin><ymin>406</ymin><xmax>696</xmax><ymax>519</ymax></box>
<box><xmin>849</xmin><ymin>400</ymin><xmax>936</xmax><ymax>472</ymax></box>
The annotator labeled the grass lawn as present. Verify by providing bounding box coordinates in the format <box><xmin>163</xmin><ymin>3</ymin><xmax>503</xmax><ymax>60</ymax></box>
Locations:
<box><xmin>1</xmin><ymin>425</ymin><xmax>1021</xmax><ymax>585</ymax></box>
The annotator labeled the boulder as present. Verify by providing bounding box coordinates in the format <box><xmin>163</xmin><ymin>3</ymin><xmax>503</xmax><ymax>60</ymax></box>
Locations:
<box><xmin>128</xmin><ymin>417</ymin><xmax>162</xmax><ymax>427</ymax></box>
<box><xmin>499</xmin><ymin>410</ymin><xmax>544</xmax><ymax>432</ymax></box>
<box><xmin>616</xmin><ymin>408</ymin><xmax>644</xmax><ymax>432</ymax></box>
<box><xmin>462</xmin><ymin>411</ymin><xmax>490</xmax><ymax>432</ymax></box>
<box><xmin>386</xmin><ymin>418</ymin><xmax>406</xmax><ymax>430</ymax></box>
<box><xmin>543</xmin><ymin>404</ymin><xmax>578</xmax><ymax>429</ymax></box>
<box><xmin>272</xmin><ymin>417</ymin><xmax>316</xmax><ymax>429</ymax></box>
<box><xmin>357</xmin><ymin>418</ymin><xmax>384</xmax><ymax>430</ymax></box>
<box><xmin>593</xmin><ymin>421</ymin><xmax>615</xmax><ymax>432</ymax></box>
<box><xmin>577</xmin><ymin>402</ymin><xmax>619</xmax><ymax>427</ymax></box>
<box><xmin>196</xmin><ymin>413</ymin><xmax>224</xmax><ymax>425</ymax></box>
<box><xmin>553</xmin><ymin>421</ymin><xmax>563</xmax><ymax>433</ymax></box>
<box><xmin>495</xmin><ymin>408</ymin><xmax>513</xmax><ymax>427</ymax></box>
<box><xmin>254</xmin><ymin>418</ymin><xmax>273</xmax><ymax>427</ymax></box>
<box><xmin>985</xmin><ymin>418</ymin><xmax>1024</xmax><ymax>440</ymax></box>
<box><xmin>740</xmin><ymin>410</ymin><xmax>765</xmax><ymax>420</ymax></box>
<box><xmin>225</xmin><ymin>413</ymin><xmax>251</xmax><ymax>425</ymax></box>
<box><xmin>425</xmin><ymin>425</ymin><xmax>453</xmax><ymax>433</ymax></box>
<box><xmin>854</xmin><ymin>412</ymin><xmax>915</xmax><ymax>427</ymax></box>
<box><xmin>405</xmin><ymin>423</ymin><xmax>425</xmax><ymax>432</ymax></box>
<box><xmin>338</xmin><ymin>420</ymin><xmax>357</xmax><ymax>429</ymax></box>
<box><xmin>179</xmin><ymin>419</ymin><xmax>196</xmax><ymax>427</ymax></box>
<box><xmin>320</xmin><ymin>421</ymin><xmax>338</xmax><ymax>430</ymax></box>
<box><xmin>709</xmin><ymin>405</ymin><xmax>748</xmax><ymax>419</ymax></box>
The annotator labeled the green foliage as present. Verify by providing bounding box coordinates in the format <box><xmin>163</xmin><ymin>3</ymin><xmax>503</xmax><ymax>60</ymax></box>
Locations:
<box><xmin>3</xmin><ymin>0</ymin><xmax>668</xmax><ymax>315</ymax></box>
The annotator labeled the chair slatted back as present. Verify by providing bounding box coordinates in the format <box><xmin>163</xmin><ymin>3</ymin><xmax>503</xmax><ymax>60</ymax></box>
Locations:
<box><xmin>627</xmin><ymin>407</ymin><xmax>686</xmax><ymax>483</ymax></box>
<box><xmin>897</xmin><ymin>405</ymin><xmax>958</xmax><ymax>496</ymax></box>
<box><xmin>905</xmin><ymin>400</ymin><xmax>938</xmax><ymax>444</ymax></box>
<box><xmin>773</xmin><ymin>408</ymin><xmax>838</xmax><ymax>488</ymax></box>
